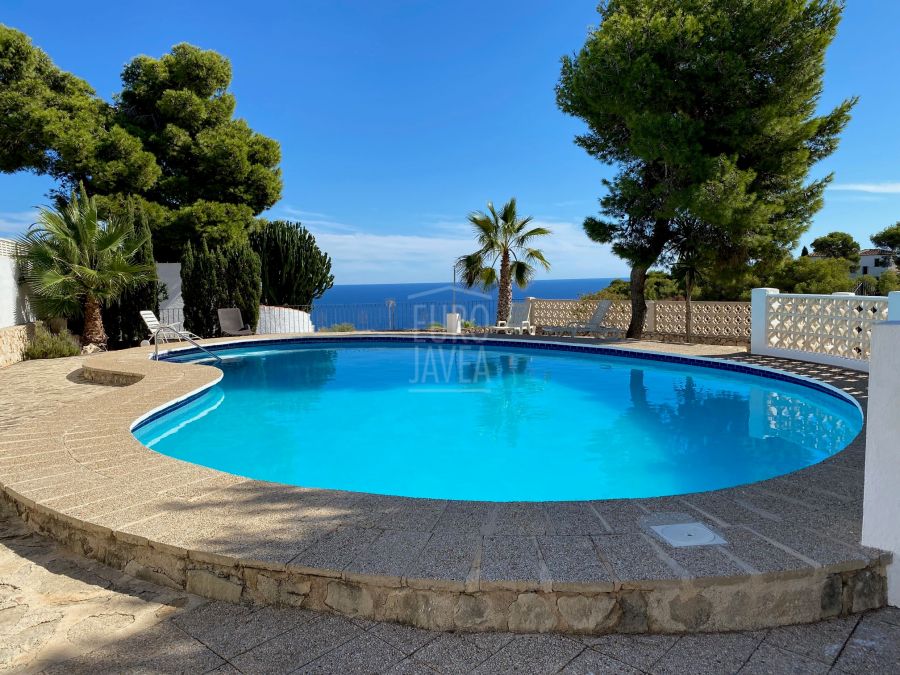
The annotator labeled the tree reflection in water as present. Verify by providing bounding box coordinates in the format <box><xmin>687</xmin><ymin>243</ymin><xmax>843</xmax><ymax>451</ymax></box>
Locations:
<box><xmin>584</xmin><ymin>367</ymin><xmax>855</xmax><ymax>492</ymax></box>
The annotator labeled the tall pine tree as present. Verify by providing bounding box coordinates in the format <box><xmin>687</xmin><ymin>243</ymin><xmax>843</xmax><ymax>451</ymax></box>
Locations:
<box><xmin>557</xmin><ymin>0</ymin><xmax>856</xmax><ymax>336</ymax></box>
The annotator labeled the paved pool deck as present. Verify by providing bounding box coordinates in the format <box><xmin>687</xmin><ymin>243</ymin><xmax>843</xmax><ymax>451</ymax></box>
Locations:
<box><xmin>0</xmin><ymin>335</ymin><xmax>887</xmax><ymax>641</ymax></box>
<box><xmin>0</xmin><ymin>507</ymin><xmax>897</xmax><ymax>674</ymax></box>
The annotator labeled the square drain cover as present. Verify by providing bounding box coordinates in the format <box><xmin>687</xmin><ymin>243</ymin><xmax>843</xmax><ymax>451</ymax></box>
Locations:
<box><xmin>649</xmin><ymin>522</ymin><xmax>726</xmax><ymax>547</ymax></box>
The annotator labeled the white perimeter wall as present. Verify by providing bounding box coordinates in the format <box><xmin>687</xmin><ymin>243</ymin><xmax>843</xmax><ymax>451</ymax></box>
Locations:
<box><xmin>750</xmin><ymin>288</ymin><xmax>900</xmax><ymax>372</ymax></box>
<box><xmin>258</xmin><ymin>305</ymin><xmax>314</xmax><ymax>334</ymax></box>
<box><xmin>862</xmin><ymin>321</ymin><xmax>900</xmax><ymax>606</ymax></box>
<box><xmin>0</xmin><ymin>244</ymin><xmax>30</xmax><ymax>329</ymax></box>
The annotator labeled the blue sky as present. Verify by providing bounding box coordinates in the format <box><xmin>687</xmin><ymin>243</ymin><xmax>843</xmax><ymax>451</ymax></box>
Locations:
<box><xmin>2</xmin><ymin>1</ymin><xmax>899</xmax><ymax>283</ymax></box>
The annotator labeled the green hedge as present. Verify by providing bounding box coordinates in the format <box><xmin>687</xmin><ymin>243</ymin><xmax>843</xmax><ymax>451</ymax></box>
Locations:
<box><xmin>181</xmin><ymin>242</ymin><xmax>261</xmax><ymax>337</ymax></box>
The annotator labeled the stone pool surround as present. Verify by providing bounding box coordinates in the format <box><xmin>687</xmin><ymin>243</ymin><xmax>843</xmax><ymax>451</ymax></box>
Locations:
<box><xmin>0</xmin><ymin>334</ymin><xmax>887</xmax><ymax>635</ymax></box>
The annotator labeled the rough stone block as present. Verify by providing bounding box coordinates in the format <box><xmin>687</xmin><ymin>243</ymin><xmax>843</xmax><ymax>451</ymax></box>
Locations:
<box><xmin>186</xmin><ymin>569</ymin><xmax>242</xmax><ymax>603</ymax></box>
<box><xmin>453</xmin><ymin>593</ymin><xmax>511</xmax><ymax>631</ymax></box>
<box><xmin>383</xmin><ymin>589</ymin><xmax>456</xmax><ymax>631</ymax></box>
<box><xmin>847</xmin><ymin>568</ymin><xmax>887</xmax><ymax>613</ymax></box>
<box><xmin>557</xmin><ymin>594</ymin><xmax>618</xmax><ymax>633</ymax></box>
<box><xmin>821</xmin><ymin>573</ymin><xmax>843</xmax><ymax>617</ymax></box>
<box><xmin>507</xmin><ymin>592</ymin><xmax>557</xmax><ymax>633</ymax></box>
<box><xmin>325</xmin><ymin>581</ymin><xmax>374</xmax><ymax>618</ymax></box>
<box><xmin>617</xmin><ymin>591</ymin><xmax>649</xmax><ymax>633</ymax></box>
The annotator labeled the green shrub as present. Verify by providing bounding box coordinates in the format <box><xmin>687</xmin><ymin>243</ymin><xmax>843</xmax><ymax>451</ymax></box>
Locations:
<box><xmin>857</xmin><ymin>274</ymin><xmax>879</xmax><ymax>296</ymax></box>
<box><xmin>181</xmin><ymin>241</ymin><xmax>262</xmax><ymax>337</ymax></box>
<box><xmin>23</xmin><ymin>325</ymin><xmax>81</xmax><ymax>360</ymax></box>
<box><xmin>878</xmin><ymin>270</ymin><xmax>900</xmax><ymax>295</ymax></box>
<box><xmin>770</xmin><ymin>257</ymin><xmax>854</xmax><ymax>294</ymax></box>
<box><xmin>320</xmin><ymin>323</ymin><xmax>355</xmax><ymax>332</ymax></box>
<box><xmin>250</xmin><ymin>220</ymin><xmax>334</xmax><ymax>307</ymax></box>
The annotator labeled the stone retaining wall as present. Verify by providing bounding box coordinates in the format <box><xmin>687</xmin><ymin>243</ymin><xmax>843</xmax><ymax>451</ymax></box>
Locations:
<box><xmin>1</xmin><ymin>489</ymin><xmax>886</xmax><ymax>635</ymax></box>
<box><xmin>0</xmin><ymin>324</ymin><xmax>32</xmax><ymax>368</ymax></box>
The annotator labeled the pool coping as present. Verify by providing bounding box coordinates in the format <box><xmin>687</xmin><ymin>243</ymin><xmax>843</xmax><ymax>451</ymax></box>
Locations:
<box><xmin>0</xmin><ymin>333</ymin><xmax>887</xmax><ymax>634</ymax></box>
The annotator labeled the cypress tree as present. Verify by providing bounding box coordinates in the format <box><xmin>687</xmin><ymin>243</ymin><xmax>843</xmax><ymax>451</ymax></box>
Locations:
<box><xmin>181</xmin><ymin>241</ymin><xmax>260</xmax><ymax>337</ymax></box>
<box><xmin>219</xmin><ymin>242</ymin><xmax>261</xmax><ymax>330</ymax></box>
<box><xmin>103</xmin><ymin>212</ymin><xmax>159</xmax><ymax>349</ymax></box>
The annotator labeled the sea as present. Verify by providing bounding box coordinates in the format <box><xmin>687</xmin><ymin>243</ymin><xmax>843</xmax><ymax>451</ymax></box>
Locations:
<box><xmin>311</xmin><ymin>277</ymin><xmax>620</xmax><ymax>330</ymax></box>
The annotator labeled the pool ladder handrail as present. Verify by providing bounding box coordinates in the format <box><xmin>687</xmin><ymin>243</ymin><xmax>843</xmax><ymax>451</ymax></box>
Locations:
<box><xmin>152</xmin><ymin>325</ymin><xmax>223</xmax><ymax>363</ymax></box>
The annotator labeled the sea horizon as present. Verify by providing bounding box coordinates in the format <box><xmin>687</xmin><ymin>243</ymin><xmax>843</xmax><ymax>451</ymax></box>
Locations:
<box><xmin>316</xmin><ymin>277</ymin><xmax>622</xmax><ymax>306</ymax></box>
<box><xmin>310</xmin><ymin>277</ymin><xmax>622</xmax><ymax>329</ymax></box>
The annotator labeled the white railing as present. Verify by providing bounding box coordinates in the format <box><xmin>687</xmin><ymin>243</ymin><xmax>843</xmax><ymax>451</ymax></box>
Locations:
<box><xmin>750</xmin><ymin>288</ymin><xmax>900</xmax><ymax>372</ymax></box>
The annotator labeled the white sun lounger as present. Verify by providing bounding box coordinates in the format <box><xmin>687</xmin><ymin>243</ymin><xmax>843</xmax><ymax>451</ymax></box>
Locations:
<box><xmin>487</xmin><ymin>301</ymin><xmax>535</xmax><ymax>336</ymax></box>
<box><xmin>140</xmin><ymin>310</ymin><xmax>200</xmax><ymax>343</ymax></box>
<box><xmin>542</xmin><ymin>299</ymin><xmax>622</xmax><ymax>337</ymax></box>
<box><xmin>217</xmin><ymin>308</ymin><xmax>254</xmax><ymax>337</ymax></box>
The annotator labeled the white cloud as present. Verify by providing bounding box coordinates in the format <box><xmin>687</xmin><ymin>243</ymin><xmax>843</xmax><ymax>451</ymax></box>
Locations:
<box><xmin>276</xmin><ymin>206</ymin><xmax>331</xmax><ymax>219</ymax></box>
<box><xmin>829</xmin><ymin>182</ymin><xmax>900</xmax><ymax>194</ymax></box>
<box><xmin>304</xmin><ymin>217</ymin><xmax>627</xmax><ymax>284</ymax></box>
<box><xmin>0</xmin><ymin>210</ymin><xmax>38</xmax><ymax>239</ymax></box>
<box><xmin>268</xmin><ymin>206</ymin><xmax>363</xmax><ymax>234</ymax></box>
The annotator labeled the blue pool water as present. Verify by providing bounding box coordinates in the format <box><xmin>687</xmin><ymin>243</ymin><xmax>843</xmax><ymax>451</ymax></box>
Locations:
<box><xmin>134</xmin><ymin>340</ymin><xmax>863</xmax><ymax>501</ymax></box>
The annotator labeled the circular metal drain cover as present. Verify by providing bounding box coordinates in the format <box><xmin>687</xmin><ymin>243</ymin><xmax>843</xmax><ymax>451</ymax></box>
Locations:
<box><xmin>649</xmin><ymin>522</ymin><xmax>726</xmax><ymax>547</ymax></box>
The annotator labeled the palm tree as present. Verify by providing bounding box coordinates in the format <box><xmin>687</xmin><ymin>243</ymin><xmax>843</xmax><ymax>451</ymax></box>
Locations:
<box><xmin>670</xmin><ymin>217</ymin><xmax>712</xmax><ymax>344</ymax></box>
<box><xmin>18</xmin><ymin>185</ymin><xmax>154</xmax><ymax>347</ymax></box>
<box><xmin>455</xmin><ymin>199</ymin><xmax>551</xmax><ymax>324</ymax></box>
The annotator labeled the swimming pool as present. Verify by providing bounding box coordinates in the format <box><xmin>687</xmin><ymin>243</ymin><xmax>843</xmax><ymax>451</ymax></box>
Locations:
<box><xmin>133</xmin><ymin>337</ymin><xmax>863</xmax><ymax>501</ymax></box>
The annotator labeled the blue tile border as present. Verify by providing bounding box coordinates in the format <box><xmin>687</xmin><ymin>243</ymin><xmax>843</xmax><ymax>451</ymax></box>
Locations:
<box><xmin>132</xmin><ymin>387</ymin><xmax>214</xmax><ymax>431</ymax></box>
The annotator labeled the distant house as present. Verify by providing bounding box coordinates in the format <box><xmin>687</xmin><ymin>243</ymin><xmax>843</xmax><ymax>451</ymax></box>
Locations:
<box><xmin>808</xmin><ymin>248</ymin><xmax>896</xmax><ymax>278</ymax></box>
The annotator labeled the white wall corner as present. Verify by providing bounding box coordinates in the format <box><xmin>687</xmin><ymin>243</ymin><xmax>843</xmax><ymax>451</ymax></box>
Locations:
<box><xmin>888</xmin><ymin>291</ymin><xmax>900</xmax><ymax>320</ymax></box>
<box><xmin>862</xmin><ymin>320</ymin><xmax>900</xmax><ymax>606</ymax></box>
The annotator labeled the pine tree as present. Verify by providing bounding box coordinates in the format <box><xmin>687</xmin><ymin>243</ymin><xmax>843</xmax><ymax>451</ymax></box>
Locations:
<box><xmin>557</xmin><ymin>0</ymin><xmax>856</xmax><ymax>337</ymax></box>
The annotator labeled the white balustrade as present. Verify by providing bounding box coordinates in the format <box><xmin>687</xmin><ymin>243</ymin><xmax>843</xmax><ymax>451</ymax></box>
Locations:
<box><xmin>750</xmin><ymin>289</ymin><xmax>900</xmax><ymax>372</ymax></box>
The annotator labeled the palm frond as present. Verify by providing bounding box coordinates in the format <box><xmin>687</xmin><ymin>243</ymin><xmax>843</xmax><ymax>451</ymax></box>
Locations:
<box><xmin>16</xmin><ymin>182</ymin><xmax>153</xmax><ymax>322</ymax></box>
<box><xmin>455</xmin><ymin>252</ymin><xmax>486</xmax><ymax>287</ymax></box>
<box><xmin>509</xmin><ymin>260</ymin><xmax>536</xmax><ymax>288</ymax></box>
<box><xmin>524</xmin><ymin>248</ymin><xmax>551</xmax><ymax>271</ymax></box>
<box><xmin>477</xmin><ymin>266</ymin><xmax>498</xmax><ymax>290</ymax></box>
<box><xmin>513</xmin><ymin>226</ymin><xmax>551</xmax><ymax>248</ymax></box>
